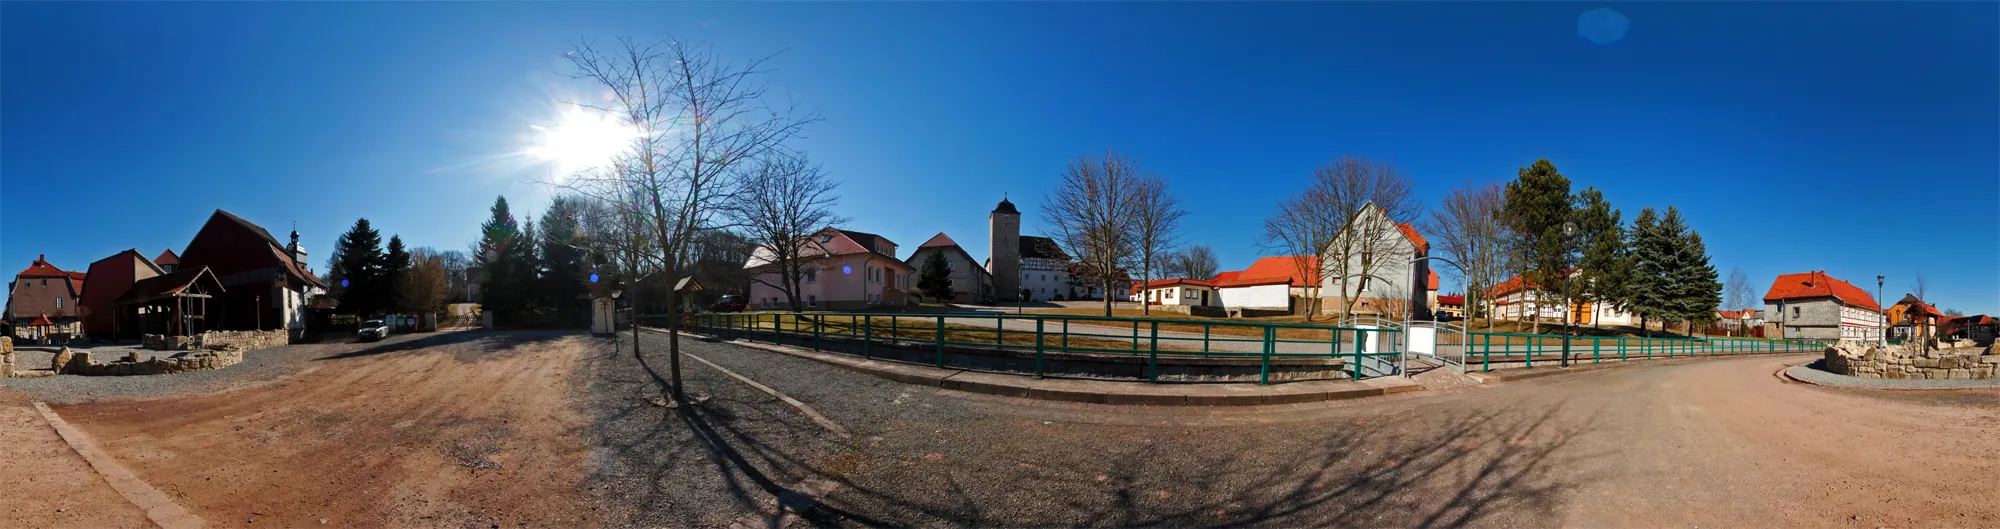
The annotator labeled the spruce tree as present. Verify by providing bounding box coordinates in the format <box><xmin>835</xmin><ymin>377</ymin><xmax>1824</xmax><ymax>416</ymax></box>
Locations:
<box><xmin>476</xmin><ymin>196</ymin><xmax>522</xmax><ymax>320</ymax></box>
<box><xmin>539</xmin><ymin>197</ymin><xmax>588</xmax><ymax>326</ymax></box>
<box><xmin>917</xmin><ymin>250</ymin><xmax>955</xmax><ymax>303</ymax></box>
<box><xmin>334</xmin><ymin>218</ymin><xmax>385</xmax><ymax>317</ymax></box>
<box><xmin>1674</xmin><ymin>228</ymin><xmax>1723</xmax><ymax>336</ymax></box>
<box><xmin>513</xmin><ymin>218</ymin><xmax>542</xmax><ymax>316</ymax></box>
<box><xmin>1651</xmin><ymin>207</ymin><xmax>1695</xmax><ymax>335</ymax></box>
<box><xmin>384</xmin><ymin>235</ymin><xmax>411</xmax><ymax>313</ymax></box>
<box><xmin>1626</xmin><ymin>208</ymin><xmax>1668</xmax><ymax>335</ymax></box>
<box><xmin>1501</xmin><ymin>159</ymin><xmax>1574</xmax><ymax>334</ymax></box>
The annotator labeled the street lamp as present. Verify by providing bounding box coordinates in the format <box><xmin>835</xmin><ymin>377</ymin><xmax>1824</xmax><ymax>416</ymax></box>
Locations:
<box><xmin>1561</xmin><ymin>221</ymin><xmax>1577</xmax><ymax>368</ymax></box>
<box><xmin>1876</xmin><ymin>274</ymin><xmax>1885</xmax><ymax>346</ymax></box>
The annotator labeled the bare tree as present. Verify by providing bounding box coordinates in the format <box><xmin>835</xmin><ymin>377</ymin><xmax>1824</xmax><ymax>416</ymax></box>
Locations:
<box><xmin>403</xmin><ymin>248</ymin><xmax>451</xmax><ymax>313</ymax></box>
<box><xmin>1131</xmin><ymin>174</ymin><xmax>1186</xmax><ymax>314</ymax></box>
<box><xmin>1041</xmin><ymin>151</ymin><xmax>1144</xmax><ymax>317</ymax></box>
<box><xmin>733</xmin><ymin>151</ymin><xmax>848</xmax><ymax>312</ymax></box>
<box><xmin>1264</xmin><ymin>156</ymin><xmax>1418</xmax><ymax>322</ymax></box>
<box><xmin>553</xmin><ymin>36</ymin><xmax>817</xmax><ymax>404</ymax></box>
<box><xmin>1723</xmin><ymin>267</ymin><xmax>1751</xmax><ymax>336</ymax></box>
<box><xmin>1160</xmin><ymin>245</ymin><xmax>1220</xmax><ymax>279</ymax></box>
<box><xmin>1911</xmin><ymin>271</ymin><xmax>1929</xmax><ymax>343</ymax></box>
<box><xmin>1425</xmin><ymin>181</ymin><xmax>1512</xmax><ymax>331</ymax></box>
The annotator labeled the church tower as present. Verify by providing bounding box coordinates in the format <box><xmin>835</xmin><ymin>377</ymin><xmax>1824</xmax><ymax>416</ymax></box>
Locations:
<box><xmin>988</xmin><ymin>196</ymin><xmax>1021</xmax><ymax>301</ymax></box>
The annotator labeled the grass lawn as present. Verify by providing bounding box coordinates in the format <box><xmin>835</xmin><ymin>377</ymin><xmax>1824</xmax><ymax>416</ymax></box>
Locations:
<box><xmin>699</xmin><ymin>313</ymin><xmax>1199</xmax><ymax>353</ymax></box>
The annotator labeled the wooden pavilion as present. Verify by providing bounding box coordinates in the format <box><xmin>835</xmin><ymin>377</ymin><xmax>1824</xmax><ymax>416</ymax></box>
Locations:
<box><xmin>111</xmin><ymin>266</ymin><xmax>226</xmax><ymax>337</ymax></box>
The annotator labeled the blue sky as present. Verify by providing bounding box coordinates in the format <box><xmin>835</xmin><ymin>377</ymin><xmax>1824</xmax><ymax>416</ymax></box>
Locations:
<box><xmin>4</xmin><ymin>2</ymin><xmax>1995</xmax><ymax>314</ymax></box>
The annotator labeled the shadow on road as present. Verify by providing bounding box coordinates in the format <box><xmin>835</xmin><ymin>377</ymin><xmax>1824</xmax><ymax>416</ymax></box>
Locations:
<box><xmin>315</xmin><ymin>330</ymin><xmax>574</xmax><ymax>362</ymax></box>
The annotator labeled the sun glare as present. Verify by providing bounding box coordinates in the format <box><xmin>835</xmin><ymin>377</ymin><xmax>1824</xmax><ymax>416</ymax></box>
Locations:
<box><xmin>527</xmin><ymin>105</ymin><xmax>640</xmax><ymax>178</ymax></box>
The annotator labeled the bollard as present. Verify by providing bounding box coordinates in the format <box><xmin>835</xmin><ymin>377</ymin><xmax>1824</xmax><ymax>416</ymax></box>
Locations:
<box><xmin>935</xmin><ymin>317</ymin><xmax>946</xmax><ymax>368</ymax></box>
<box><xmin>863</xmin><ymin>315</ymin><xmax>872</xmax><ymax>359</ymax></box>
<box><xmin>1035</xmin><ymin>318</ymin><xmax>1046</xmax><ymax>378</ymax></box>
<box><xmin>1260</xmin><ymin>326</ymin><xmax>1274</xmax><ymax>385</ymax></box>
<box><xmin>1147</xmin><ymin>322</ymin><xmax>1159</xmax><ymax>383</ymax></box>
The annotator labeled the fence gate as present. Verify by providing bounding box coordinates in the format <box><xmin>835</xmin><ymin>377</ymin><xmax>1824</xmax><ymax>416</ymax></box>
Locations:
<box><xmin>1401</xmin><ymin>319</ymin><xmax>1468</xmax><ymax>374</ymax></box>
<box><xmin>1344</xmin><ymin>315</ymin><xmax>1404</xmax><ymax>378</ymax></box>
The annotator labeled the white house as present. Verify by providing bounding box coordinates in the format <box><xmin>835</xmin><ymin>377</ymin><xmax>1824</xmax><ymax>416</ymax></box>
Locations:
<box><xmin>1487</xmin><ymin>269</ymin><xmax>1638</xmax><ymax>326</ymax></box>
<box><xmin>1317</xmin><ymin>204</ymin><xmax>1433</xmax><ymax>319</ymax></box>
<box><xmin>1138</xmin><ymin>278</ymin><xmax>1217</xmax><ymax>307</ymax></box>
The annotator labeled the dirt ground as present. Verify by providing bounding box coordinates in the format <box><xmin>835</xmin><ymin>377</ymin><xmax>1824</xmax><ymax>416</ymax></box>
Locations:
<box><xmin>34</xmin><ymin>331</ymin><xmax>599</xmax><ymax>528</ymax></box>
<box><xmin>0</xmin><ymin>391</ymin><xmax>151</xmax><ymax>528</ymax></box>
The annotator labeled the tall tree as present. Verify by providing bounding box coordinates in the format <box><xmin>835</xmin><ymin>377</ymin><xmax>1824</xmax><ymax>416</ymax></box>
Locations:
<box><xmin>477</xmin><ymin>196</ymin><xmax>528</xmax><ymax>322</ymax></box>
<box><xmin>1130</xmin><ymin>174</ymin><xmax>1186</xmax><ymax>315</ymax></box>
<box><xmin>383</xmin><ymin>235</ymin><xmax>411</xmax><ymax>314</ymax></box>
<box><xmin>1574</xmin><ymin>188</ymin><xmax>1624</xmax><ymax>329</ymax></box>
<box><xmin>1625</xmin><ymin>208</ymin><xmax>1670</xmax><ymax>336</ymax></box>
<box><xmin>1263</xmin><ymin>156</ymin><xmax>1418</xmax><ymax>322</ymax></box>
<box><xmin>1425</xmin><ymin>181</ymin><xmax>1512</xmax><ymax>330</ymax></box>
<box><xmin>1041</xmin><ymin>151</ymin><xmax>1143</xmax><ymax>317</ymax></box>
<box><xmin>1672</xmin><ymin>226</ymin><xmax>1722</xmax><ymax>336</ymax></box>
<box><xmin>917</xmin><ymin>250</ymin><xmax>955</xmax><ymax>303</ymax></box>
<box><xmin>540</xmin><ymin>196</ymin><xmax>589</xmax><ymax>326</ymax></box>
<box><xmin>1160</xmin><ymin>245</ymin><xmax>1221</xmax><ymax>280</ymax></box>
<box><xmin>403</xmin><ymin>248</ymin><xmax>450</xmax><ymax>313</ymax></box>
<box><xmin>334</xmin><ymin>218</ymin><xmax>386</xmax><ymax>317</ymax></box>
<box><xmin>557</xmin><ymin>36</ymin><xmax>818</xmax><ymax>404</ymax></box>
<box><xmin>734</xmin><ymin>152</ymin><xmax>848</xmax><ymax>312</ymax></box>
<box><xmin>1723</xmin><ymin>267</ymin><xmax>1752</xmax><ymax>336</ymax></box>
<box><xmin>1501</xmin><ymin>159</ymin><xmax>1574</xmax><ymax>334</ymax></box>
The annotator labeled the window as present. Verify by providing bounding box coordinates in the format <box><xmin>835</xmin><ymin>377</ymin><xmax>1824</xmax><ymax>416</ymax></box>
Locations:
<box><xmin>808</xmin><ymin>295</ymin><xmax>818</xmax><ymax>308</ymax></box>
<box><xmin>56</xmin><ymin>298</ymin><xmax>63</xmax><ymax>309</ymax></box>
<box><xmin>1042</xmin><ymin>274</ymin><xmax>1047</xmax><ymax>281</ymax></box>
<box><xmin>821</xmin><ymin>234</ymin><xmax>833</xmax><ymax>243</ymax></box>
<box><xmin>1792</xmin><ymin>307</ymin><xmax>1800</xmax><ymax>318</ymax></box>
<box><xmin>805</xmin><ymin>269</ymin><xmax>817</xmax><ymax>283</ymax></box>
<box><xmin>41</xmin><ymin>279</ymin><xmax>47</xmax><ymax>287</ymax></box>
<box><xmin>947</xmin><ymin>262</ymin><xmax>955</xmax><ymax>271</ymax></box>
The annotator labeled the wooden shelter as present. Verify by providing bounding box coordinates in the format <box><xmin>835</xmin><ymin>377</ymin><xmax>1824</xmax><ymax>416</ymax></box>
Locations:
<box><xmin>112</xmin><ymin>266</ymin><xmax>226</xmax><ymax>337</ymax></box>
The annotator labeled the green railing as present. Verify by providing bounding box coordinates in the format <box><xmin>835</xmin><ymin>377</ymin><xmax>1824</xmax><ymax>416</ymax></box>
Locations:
<box><xmin>1461</xmin><ymin>331</ymin><xmax>1835</xmax><ymax>372</ymax></box>
<box><xmin>680</xmin><ymin>311</ymin><xmax>1405</xmax><ymax>384</ymax></box>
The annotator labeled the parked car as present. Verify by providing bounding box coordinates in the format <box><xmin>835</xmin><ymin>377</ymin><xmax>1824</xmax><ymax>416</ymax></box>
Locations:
<box><xmin>711</xmin><ymin>295</ymin><xmax>747</xmax><ymax>313</ymax></box>
<box><xmin>358</xmin><ymin>319</ymin><xmax>390</xmax><ymax>342</ymax></box>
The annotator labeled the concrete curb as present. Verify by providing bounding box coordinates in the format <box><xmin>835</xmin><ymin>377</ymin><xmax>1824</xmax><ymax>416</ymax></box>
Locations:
<box><xmin>32</xmin><ymin>402</ymin><xmax>205</xmax><ymax>529</ymax></box>
<box><xmin>1781</xmin><ymin>363</ymin><xmax>2000</xmax><ymax>391</ymax></box>
<box><xmin>661</xmin><ymin>329</ymin><xmax>1419</xmax><ymax>406</ymax></box>
<box><xmin>1466</xmin><ymin>353</ymin><xmax>1815</xmax><ymax>384</ymax></box>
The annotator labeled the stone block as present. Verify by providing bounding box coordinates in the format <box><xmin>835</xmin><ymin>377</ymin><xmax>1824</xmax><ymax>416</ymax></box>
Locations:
<box><xmin>1948</xmin><ymin>369</ymin><xmax>1971</xmax><ymax>380</ymax></box>
<box><xmin>51</xmin><ymin>348</ymin><xmax>74</xmax><ymax>373</ymax></box>
<box><xmin>1982</xmin><ymin>355</ymin><xmax>2000</xmax><ymax>364</ymax></box>
<box><xmin>1916</xmin><ymin>358</ymin><xmax>1938</xmax><ymax>369</ymax></box>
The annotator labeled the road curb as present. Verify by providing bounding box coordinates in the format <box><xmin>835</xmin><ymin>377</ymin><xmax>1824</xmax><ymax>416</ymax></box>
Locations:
<box><xmin>32</xmin><ymin>402</ymin><xmax>205</xmax><ymax>529</ymax></box>
<box><xmin>662</xmin><ymin>329</ymin><xmax>1416</xmax><ymax>406</ymax></box>
<box><xmin>1781</xmin><ymin>363</ymin><xmax>2000</xmax><ymax>391</ymax></box>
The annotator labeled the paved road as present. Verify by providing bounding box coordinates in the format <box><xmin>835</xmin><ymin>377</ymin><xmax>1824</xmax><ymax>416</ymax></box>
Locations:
<box><xmin>618</xmin><ymin>330</ymin><xmax>2000</xmax><ymax>527</ymax></box>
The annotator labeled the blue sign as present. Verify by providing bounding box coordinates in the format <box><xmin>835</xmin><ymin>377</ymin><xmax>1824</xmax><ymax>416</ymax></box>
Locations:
<box><xmin>340</xmin><ymin>278</ymin><xmax>349</xmax><ymax>288</ymax></box>
<box><xmin>842</xmin><ymin>265</ymin><xmax>852</xmax><ymax>275</ymax></box>
<box><xmin>589</xmin><ymin>273</ymin><xmax>599</xmax><ymax>283</ymax></box>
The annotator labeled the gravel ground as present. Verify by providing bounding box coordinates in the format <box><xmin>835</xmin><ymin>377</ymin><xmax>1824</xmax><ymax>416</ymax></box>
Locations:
<box><xmin>0</xmin><ymin>340</ymin><xmax>351</xmax><ymax>404</ymax></box>
<box><xmin>608</xmin><ymin>330</ymin><xmax>1999</xmax><ymax>528</ymax></box>
<box><xmin>1787</xmin><ymin>359</ymin><xmax>2000</xmax><ymax>389</ymax></box>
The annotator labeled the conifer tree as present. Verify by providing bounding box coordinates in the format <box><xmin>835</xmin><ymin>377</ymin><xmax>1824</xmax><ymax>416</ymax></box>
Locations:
<box><xmin>1575</xmin><ymin>188</ymin><xmax>1624</xmax><ymax>329</ymax></box>
<box><xmin>1673</xmin><ymin>225</ymin><xmax>1723</xmax><ymax>336</ymax></box>
<box><xmin>1626</xmin><ymin>208</ymin><xmax>1669</xmax><ymax>335</ymax></box>
<box><xmin>477</xmin><ymin>196</ymin><xmax>524</xmax><ymax>321</ymax></box>
<box><xmin>539</xmin><ymin>197</ymin><xmax>588</xmax><ymax>325</ymax></box>
<box><xmin>384</xmin><ymin>235</ymin><xmax>411</xmax><ymax>313</ymax></box>
<box><xmin>917</xmin><ymin>250</ymin><xmax>955</xmax><ymax>303</ymax></box>
<box><xmin>334</xmin><ymin>218</ymin><xmax>386</xmax><ymax>317</ymax></box>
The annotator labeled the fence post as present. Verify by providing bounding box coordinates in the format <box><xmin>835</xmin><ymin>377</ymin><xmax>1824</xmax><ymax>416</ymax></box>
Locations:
<box><xmin>863</xmin><ymin>315</ymin><xmax>872</xmax><ymax>359</ymax></box>
<box><xmin>1593</xmin><ymin>337</ymin><xmax>1601</xmax><ymax>364</ymax></box>
<box><xmin>935</xmin><ymin>317</ymin><xmax>945</xmax><ymax>368</ymax></box>
<box><xmin>996</xmin><ymin>315</ymin><xmax>1004</xmax><ymax>348</ymax></box>
<box><xmin>1352</xmin><ymin>328</ymin><xmax>1365</xmax><ymax>380</ymax></box>
<box><xmin>813</xmin><ymin>315</ymin><xmax>822</xmax><ymax>351</ymax></box>
<box><xmin>1148</xmin><ymin>322</ymin><xmax>1159</xmax><ymax>383</ymax></box>
<box><xmin>1035</xmin><ymin>318</ymin><xmax>1046</xmax><ymax>378</ymax></box>
<box><xmin>1482</xmin><ymin>333</ymin><xmax>1491</xmax><ymax>372</ymax></box>
<box><xmin>1131</xmin><ymin>321</ymin><xmax>1139</xmax><ymax>351</ymax></box>
<box><xmin>1526</xmin><ymin>334</ymin><xmax>1534</xmax><ymax>369</ymax></box>
<box><xmin>1203</xmin><ymin>323</ymin><xmax>1211</xmax><ymax>354</ymax></box>
<box><xmin>890</xmin><ymin>315</ymin><xmax>898</xmax><ymax>344</ymax></box>
<box><xmin>1063</xmin><ymin>319</ymin><xmax>1069</xmax><ymax>350</ymax></box>
<box><xmin>1259</xmin><ymin>325</ymin><xmax>1273</xmax><ymax>385</ymax></box>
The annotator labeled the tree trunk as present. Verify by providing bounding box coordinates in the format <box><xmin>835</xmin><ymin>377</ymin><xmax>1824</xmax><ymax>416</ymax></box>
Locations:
<box><xmin>1101</xmin><ymin>279</ymin><xmax>1113</xmax><ymax>317</ymax></box>
<box><xmin>664</xmin><ymin>271</ymin><xmax>685</xmax><ymax>403</ymax></box>
<box><xmin>1141</xmin><ymin>269</ymin><xmax>1151</xmax><ymax>315</ymax></box>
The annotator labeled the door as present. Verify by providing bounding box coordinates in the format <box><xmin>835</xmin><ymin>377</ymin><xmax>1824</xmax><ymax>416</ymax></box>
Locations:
<box><xmin>1201</xmin><ymin>290</ymin><xmax>1209</xmax><ymax>306</ymax></box>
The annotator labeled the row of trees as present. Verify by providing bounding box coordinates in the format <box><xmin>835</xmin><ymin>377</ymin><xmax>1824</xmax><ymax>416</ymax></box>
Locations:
<box><xmin>1262</xmin><ymin>157</ymin><xmax>1421</xmax><ymax>322</ymax></box>
<box><xmin>1430</xmin><ymin>159</ymin><xmax>1722</xmax><ymax>336</ymax></box>
<box><xmin>325</xmin><ymin>219</ymin><xmax>464</xmax><ymax>318</ymax></box>
<box><xmin>1038</xmin><ymin>152</ymin><xmax>1189</xmax><ymax>316</ymax></box>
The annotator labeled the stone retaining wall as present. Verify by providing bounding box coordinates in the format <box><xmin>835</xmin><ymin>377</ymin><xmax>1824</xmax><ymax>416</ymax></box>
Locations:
<box><xmin>1824</xmin><ymin>342</ymin><xmax>1999</xmax><ymax>380</ymax></box>
<box><xmin>1</xmin><ymin>337</ymin><xmax>13</xmax><ymax>378</ymax></box>
<box><xmin>143</xmin><ymin>329</ymin><xmax>289</xmax><ymax>352</ymax></box>
<box><xmin>54</xmin><ymin>348</ymin><xmax>244</xmax><ymax>376</ymax></box>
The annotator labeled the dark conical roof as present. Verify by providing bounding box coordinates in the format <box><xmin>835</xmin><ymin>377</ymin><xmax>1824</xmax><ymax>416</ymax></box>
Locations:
<box><xmin>992</xmin><ymin>196</ymin><xmax>1019</xmax><ymax>214</ymax></box>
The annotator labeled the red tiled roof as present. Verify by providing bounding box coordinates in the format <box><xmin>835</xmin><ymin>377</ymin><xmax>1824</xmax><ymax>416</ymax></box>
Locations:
<box><xmin>1396</xmin><ymin>222</ymin><xmax>1429</xmax><ymax>253</ymax></box>
<box><xmin>1236</xmin><ymin>256</ymin><xmax>1319</xmax><ymax>287</ymax></box>
<box><xmin>918</xmin><ymin>232</ymin><xmax>960</xmax><ymax>249</ymax></box>
<box><xmin>15</xmin><ymin>255</ymin><xmax>72</xmax><ymax>278</ymax></box>
<box><xmin>30</xmin><ymin>314</ymin><xmax>54</xmax><ymax>326</ymax></box>
<box><xmin>1215</xmin><ymin>275</ymin><xmax>1292</xmax><ymax>288</ymax></box>
<box><xmin>1139</xmin><ymin>277</ymin><xmax>1213</xmax><ymax>289</ymax></box>
<box><xmin>1438</xmin><ymin>295</ymin><xmax>1465</xmax><ymax>306</ymax></box>
<box><xmin>1208</xmin><ymin>271</ymin><xmax>1243</xmax><ymax>283</ymax></box>
<box><xmin>1487</xmin><ymin>274</ymin><xmax>1542</xmax><ymax>297</ymax></box>
<box><xmin>1762</xmin><ymin>271</ymin><xmax>1878</xmax><ymax>310</ymax></box>
<box><xmin>1426</xmin><ymin>269</ymin><xmax>1439</xmax><ymax>290</ymax></box>
<box><xmin>154</xmin><ymin>249</ymin><xmax>180</xmax><ymax>265</ymax></box>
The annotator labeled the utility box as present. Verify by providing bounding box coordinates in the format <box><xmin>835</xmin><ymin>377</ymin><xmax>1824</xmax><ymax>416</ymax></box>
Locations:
<box><xmin>592</xmin><ymin>298</ymin><xmax>617</xmax><ymax>335</ymax></box>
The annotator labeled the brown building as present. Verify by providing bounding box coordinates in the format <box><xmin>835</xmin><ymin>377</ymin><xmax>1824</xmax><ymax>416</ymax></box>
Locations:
<box><xmin>7</xmin><ymin>255</ymin><xmax>88</xmax><ymax>342</ymax></box>
<box><xmin>177</xmin><ymin>210</ymin><xmax>325</xmax><ymax>334</ymax></box>
<box><xmin>155</xmin><ymin>249</ymin><xmax>181</xmax><ymax>273</ymax></box>
<box><xmin>78</xmin><ymin>249</ymin><xmax>171</xmax><ymax>339</ymax></box>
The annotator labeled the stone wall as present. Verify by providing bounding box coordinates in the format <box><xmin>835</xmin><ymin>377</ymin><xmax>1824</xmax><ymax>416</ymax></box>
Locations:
<box><xmin>55</xmin><ymin>348</ymin><xmax>244</xmax><ymax>376</ymax></box>
<box><xmin>1823</xmin><ymin>341</ymin><xmax>1999</xmax><ymax>380</ymax></box>
<box><xmin>143</xmin><ymin>329</ymin><xmax>288</xmax><ymax>352</ymax></box>
<box><xmin>1</xmin><ymin>337</ymin><xmax>13</xmax><ymax>378</ymax></box>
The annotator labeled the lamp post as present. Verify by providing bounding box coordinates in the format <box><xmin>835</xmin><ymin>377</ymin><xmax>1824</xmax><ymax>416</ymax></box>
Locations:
<box><xmin>1876</xmin><ymin>274</ymin><xmax>1885</xmax><ymax>346</ymax></box>
<box><xmin>1561</xmin><ymin>221</ymin><xmax>1577</xmax><ymax>368</ymax></box>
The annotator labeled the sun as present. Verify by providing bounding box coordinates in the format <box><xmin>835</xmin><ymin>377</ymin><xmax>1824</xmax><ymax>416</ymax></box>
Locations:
<box><xmin>526</xmin><ymin>104</ymin><xmax>640</xmax><ymax>178</ymax></box>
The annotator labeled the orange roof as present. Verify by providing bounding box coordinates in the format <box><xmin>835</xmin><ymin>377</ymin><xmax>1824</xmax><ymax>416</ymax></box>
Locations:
<box><xmin>1215</xmin><ymin>275</ymin><xmax>1293</xmax><ymax>288</ymax></box>
<box><xmin>1486</xmin><ymin>274</ymin><xmax>1543</xmax><ymax>297</ymax></box>
<box><xmin>1426</xmin><ymin>269</ymin><xmax>1438</xmax><ymax>290</ymax></box>
<box><xmin>1396</xmin><ymin>222</ymin><xmax>1429</xmax><ymax>253</ymax></box>
<box><xmin>15</xmin><ymin>254</ymin><xmax>73</xmax><ymax>278</ymax></box>
<box><xmin>1209</xmin><ymin>271</ymin><xmax>1243</xmax><ymax>283</ymax></box>
<box><xmin>1234</xmin><ymin>255</ymin><xmax>1318</xmax><ymax>287</ymax></box>
<box><xmin>917</xmin><ymin>232</ymin><xmax>960</xmax><ymax>249</ymax></box>
<box><xmin>1762</xmin><ymin>271</ymin><xmax>1878</xmax><ymax>310</ymax></box>
<box><xmin>29</xmin><ymin>314</ymin><xmax>54</xmax><ymax>326</ymax></box>
<box><xmin>1139</xmin><ymin>277</ymin><xmax>1213</xmax><ymax>289</ymax></box>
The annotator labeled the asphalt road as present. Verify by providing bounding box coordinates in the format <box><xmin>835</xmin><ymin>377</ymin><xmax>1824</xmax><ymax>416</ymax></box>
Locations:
<box><xmin>606</xmin><ymin>329</ymin><xmax>2000</xmax><ymax>527</ymax></box>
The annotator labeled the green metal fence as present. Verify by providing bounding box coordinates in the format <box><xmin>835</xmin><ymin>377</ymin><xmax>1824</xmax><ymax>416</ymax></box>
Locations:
<box><xmin>1460</xmin><ymin>331</ymin><xmax>1834</xmax><ymax>372</ymax></box>
<box><xmin>682</xmin><ymin>311</ymin><xmax>1406</xmax><ymax>384</ymax></box>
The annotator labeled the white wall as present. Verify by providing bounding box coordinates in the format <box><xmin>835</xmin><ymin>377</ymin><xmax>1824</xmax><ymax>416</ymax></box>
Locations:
<box><xmin>1218</xmin><ymin>284</ymin><xmax>1289</xmax><ymax>309</ymax></box>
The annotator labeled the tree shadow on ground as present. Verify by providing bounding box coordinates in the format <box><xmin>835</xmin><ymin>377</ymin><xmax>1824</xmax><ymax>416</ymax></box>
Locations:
<box><xmin>314</xmin><ymin>330</ymin><xmax>576</xmax><ymax>362</ymax></box>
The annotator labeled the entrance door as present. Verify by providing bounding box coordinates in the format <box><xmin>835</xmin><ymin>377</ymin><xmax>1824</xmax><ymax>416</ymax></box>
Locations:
<box><xmin>1201</xmin><ymin>290</ymin><xmax>1209</xmax><ymax>306</ymax></box>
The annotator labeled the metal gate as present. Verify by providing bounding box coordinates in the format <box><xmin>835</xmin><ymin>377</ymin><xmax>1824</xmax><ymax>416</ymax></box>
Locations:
<box><xmin>1342</xmin><ymin>315</ymin><xmax>1404</xmax><ymax>378</ymax></box>
<box><xmin>1401</xmin><ymin>319</ymin><xmax>1469</xmax><ymax>374</ymax></box>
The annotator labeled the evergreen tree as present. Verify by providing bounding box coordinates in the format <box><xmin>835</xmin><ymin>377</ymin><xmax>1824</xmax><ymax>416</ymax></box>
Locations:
<box><xmin>539</xmin><ymin>197</ymin><xmax>588</xmax><ymax>326</ymax></box>
<box><xmin>384</xmin><ymin>235</ymin><xmax>411</xmax><ymax>313</ymax></box>
<box><xmin>477</xmin><ymin>196</ymin><xmax>524</xmax><ymax>321</ymax></box>
<box><xmin>513</xmin><ymin>218</ymin><xmax>542</xmax><ymax>315</ymax></box>
<box><xmin>334</xmin><ymin>218</ymin><xmax>386</xmax><ymax>317</ymax></box>
<box><xmin>1652</xmin><ymin>207</ymin><xmax>1695</xmax><ymax>333</ymax></box>
<box><xmin>1674</xmin><ymin>228</ymin><xmax>1723</xmax><ymax>336</ymax></box>
<box><xmin>1626</xmin><ymin>208</ymin><xmax>1669</xmax><ymax>335</ymax></box>
<box><xmin>1574</xmin><ymin>188</ymin><xmax>1624</xmax><ymax>329</ymax></box>
<box><xmin>1501</xmin><ymin>159</ymin><xmax>1574</xmax><ymax>334</ymax></box>
<box><xmin>917</xmin><ymin>250</ymin><xmax>955</xmax><ymax>302</ymax></box>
